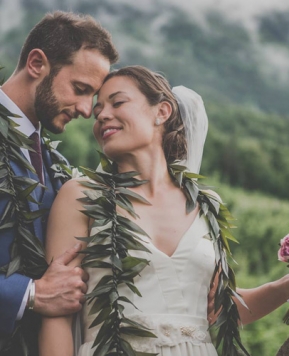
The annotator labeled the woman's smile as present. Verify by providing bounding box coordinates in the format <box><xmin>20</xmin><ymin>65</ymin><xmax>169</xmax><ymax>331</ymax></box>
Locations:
<box><xmin>101</xmin><ymin>126</ymin><xmax>122</xmax><ymax>139</ymax></box>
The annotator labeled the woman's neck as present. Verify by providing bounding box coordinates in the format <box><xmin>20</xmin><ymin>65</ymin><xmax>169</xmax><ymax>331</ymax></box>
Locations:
<box><xmin>115</xmin><ymin>150</ymin><xmax>174</xmax><ymax>198</ymax></box>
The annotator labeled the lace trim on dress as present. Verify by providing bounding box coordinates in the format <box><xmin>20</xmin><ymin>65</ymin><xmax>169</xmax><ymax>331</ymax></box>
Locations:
<box><xmin>122</xmin><ymin>314</ymin><xmax>212</xmax><ymax>352</ymax></box>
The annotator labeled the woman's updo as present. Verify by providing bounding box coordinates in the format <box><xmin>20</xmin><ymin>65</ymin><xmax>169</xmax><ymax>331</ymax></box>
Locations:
<box><xmin>102</xmin><ymin>65</ymin><xmax>187</xmax><ymax>164</ymax></box>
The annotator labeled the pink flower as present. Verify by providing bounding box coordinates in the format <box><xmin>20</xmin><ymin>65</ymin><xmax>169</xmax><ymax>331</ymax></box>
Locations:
<box><xmin>278</xmin><ymin>234</ymin><xmax>289</xmax><ymax>263</ymax></box>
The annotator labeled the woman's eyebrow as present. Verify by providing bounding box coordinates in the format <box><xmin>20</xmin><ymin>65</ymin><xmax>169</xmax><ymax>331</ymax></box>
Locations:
<box><xmin>94</xmin><ymin>91</ymin><xmax>125</xmax><ymax>108</ymax></box>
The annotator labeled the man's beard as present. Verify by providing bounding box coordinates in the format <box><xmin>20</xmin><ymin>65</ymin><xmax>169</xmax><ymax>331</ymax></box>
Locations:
<box><xmin>34</xmin><ymin>73</ymin><xmax>62</xmax><ymax>134</ymax></box>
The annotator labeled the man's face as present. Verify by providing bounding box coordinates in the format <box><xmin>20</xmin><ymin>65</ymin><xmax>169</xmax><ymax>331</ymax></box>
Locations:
<box><xmin>35</xmin><ymin>48</ymin><xmax>110</xmax><ymax>134</ymax></box>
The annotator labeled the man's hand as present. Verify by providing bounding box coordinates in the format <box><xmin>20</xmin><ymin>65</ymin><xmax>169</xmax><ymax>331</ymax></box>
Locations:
<box><xmin>33</xmin><ymin>243</ymin><xmax>89</xmax><ymax>317</ymax></box>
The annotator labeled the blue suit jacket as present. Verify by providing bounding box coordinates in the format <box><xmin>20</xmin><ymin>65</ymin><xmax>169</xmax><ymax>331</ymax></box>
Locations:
<box><xmin>0</xmin><ymin>142</ymin><xmax>65</xmax><ymax>335</ymax></box>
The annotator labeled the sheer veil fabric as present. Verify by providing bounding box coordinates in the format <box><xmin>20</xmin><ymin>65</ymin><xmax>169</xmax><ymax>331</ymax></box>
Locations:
<box><xmin>172</xmin><ymin>86</ymin><xmax>208</xmax><ymax>174</ymax></box>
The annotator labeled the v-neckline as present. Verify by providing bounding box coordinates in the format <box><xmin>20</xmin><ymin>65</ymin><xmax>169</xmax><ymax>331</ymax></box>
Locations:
<box><xmin>147</xmin><ymin>211</ymin><xmax>201</xmax><ymax>259</ymax></box>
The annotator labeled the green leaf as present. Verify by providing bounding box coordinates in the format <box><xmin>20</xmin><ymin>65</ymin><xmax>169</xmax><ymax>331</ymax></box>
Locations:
<box><xmin>116</xmin><ymin>195</ymin><xmax>139</xmax><ymax>219</ymax></box>
<box><xmin>169</xmin><ymin>163</ymin><xmax>188</xmax><ymax>171</ymax></box>
<box><xmin>22</xmin><ymin>209</ymin><xmax>48</xmax><ymax>222</ymax></box>
<box><xmin>121</xmin><ymin>318</ymin><xmax>152</xmax><ymax>331</ymax></box>
<box><xmin>18</xmin><ymin>182</ymin><xmax>40</xmax><ymax>200</ymax></box>
<box><xmin>81</xmin><ymin>260</ymin><xmax>112</xmax><ymax>269</ymax></box>
<box><xmin>88</xmin><ymin>296</ymin><xmax>110</xmax><ymax>315</ymax></box>
<box><xmin>0</xmin><ymin>221</ymin><xmax>15</xmax><ymax>230</ymax></box>
<box><xmin>0</xmin><ymin>117</ymin><xmax>9</xmax><ymax>138</ymax></box>
<box><xmin>206</xmin><ymin>211</ymin><xmax>219</xmax><ymax>238</ymax></box>
<box><xmin>117</xmin><ymin>216</ymin><xmax>149</xmax><ymax>236</ymax></box>
<box><xmin>124</xmin><ymin>281</ymin><xmax>142</xmax><ymax>297</ymax></box>
<box><xmin>6</xmin><ymin>255</ymin><xmax>21</xmax><ymax>277</ymax></box>
<box><xmin>109</xmin><ymin>291</ymin><xmax>119</xmax><ymax>305</ymax></box>
<box><xmin>122</xmin><ymin>256</ymin><xmax>150</xmax><ymax>270</ymax></box>
<box><xmin>220</xmin><ymin>227</ymin><xmax>239</xmax><ymax>244</ymax></box>
<box><xmin>9</xmin><ymin>146</ymin><xmax>35</xmax><ymax>172</ymax></box>
<box><xmin>117</xmin><ymin>187</ymin><xmax>151</xmax><ymax>205</ymax></box>
<box><xmin>98</xmin><ymin>151</ymin><xmax>114</xmax><ymax>173</ymax></box>
<box><xmin>115</xmin><ymin>171</ymin><xmax>140</xmax><ymax>179</ymax></box>
<box><xmin>0</xmin><ymin>104</ymin><xmax>21</xmax><ymax>118</ymax></box>
<box><xmin>93</xmin><ymin>339</ymin><xmax>112</xmax><ymax>356</ymax></box>
<box><xmin>115</xmin><ymin>179</ymin><xmax>148</xmax><ymax>188</ymax></box>
<box><xmin>89</xmin><ymin>307</ymin><xmax>112</xmax><ymax>328</ymax></box>
<box><xmin>87</xmin><ymin>283</ymin><xmax>114</xmax><ymax>299</ymax></box>
<box><xmin>80</xmin><ymin>167</ymin><xmax>107</xmax><ymax>185</ymax></box>
<box><xmin>120</xmin><ymin>327</ymin><xmax>157</xmax><ymax>338</ymax></box>
<box><xmin>118</xmin><ymin>296</ymin><xmax>139</xmax><ymax>309</ymax></box>
<box><xmin>117</xmin><ymin>236</ymin><xmax>151</xmax><ymax>253</ymax></box>
<box><xmin>184</xmin><ymin>171</ymin><xmax>205</xmax><ymax>179</ymax></box>
<box><xmin>111</xmin><ymin>254</ymin><xmax>123</xmax><ymax>271</ymax></box>
<box><xmin>119</xmin><ymin>338</ymin><xmax>137</xmax><ymax>356</ymax></box>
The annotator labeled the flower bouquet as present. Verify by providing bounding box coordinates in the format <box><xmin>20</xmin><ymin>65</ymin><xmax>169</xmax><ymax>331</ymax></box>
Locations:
<box><xmin>278</xmin><ymin>234</ymin><xmax>289</xmax><ymax>324</ymax></box>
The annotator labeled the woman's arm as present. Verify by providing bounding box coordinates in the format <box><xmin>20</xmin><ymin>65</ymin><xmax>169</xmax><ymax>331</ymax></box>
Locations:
<box><xmin>236</xmin><ymin>275</ymin><xmax>289</xmax><ymax>325</ymax></box>
<box><xmin>39</xmin><ymin>179</ymin><xmax>90</xmax><ymax>356</ymax></box>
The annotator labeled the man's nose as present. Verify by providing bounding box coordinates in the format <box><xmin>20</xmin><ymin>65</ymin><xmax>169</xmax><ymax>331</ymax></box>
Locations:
<box><xmin>76</xmin><ymin>98</ymin><xmax>93</xmax><ymax>119</ymax></box>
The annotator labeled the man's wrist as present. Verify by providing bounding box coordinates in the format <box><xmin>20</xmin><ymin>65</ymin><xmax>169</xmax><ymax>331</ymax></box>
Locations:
<box><xmin>27</xmin><ymin>280</ymin><xmax>35</xmax><ymax>310</ymax></box>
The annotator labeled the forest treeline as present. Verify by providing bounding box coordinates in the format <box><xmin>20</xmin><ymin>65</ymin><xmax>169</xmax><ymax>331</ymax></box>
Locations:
<box><xmin>52</xmin><ymin>102</ymin><xmax>289</xmax><ymax>201</ymax></box>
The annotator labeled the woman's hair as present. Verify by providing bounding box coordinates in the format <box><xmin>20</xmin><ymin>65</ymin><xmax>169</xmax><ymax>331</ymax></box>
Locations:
<box><xmin>103</xmin><ymin>65</ymin><xmax>187</xmax><ymax>164</ymax></box>
<box><xmin>17</xmin><ymin>11</ymin><xmax>118</xmax><ymax>72</ymax></box>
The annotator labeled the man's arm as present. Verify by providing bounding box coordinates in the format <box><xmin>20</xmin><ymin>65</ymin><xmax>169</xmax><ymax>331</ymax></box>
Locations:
<box><xmin>0</xmin><ymin>241</ymin><xmax>87</xmax><ymax>335</ymax></box>
<box><xmin>0</xmin><ymin>273</ymin><xmax>31</xmax><ymax>334</ymax></box>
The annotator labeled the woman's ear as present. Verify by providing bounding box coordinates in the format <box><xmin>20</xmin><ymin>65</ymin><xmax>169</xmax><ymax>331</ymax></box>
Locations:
<box><xmin>156</xmin><ymin>101</ymin><xmax>172</xmax><ymax>124</ymax></box>
<box><xmin>26</xmin><ymin>49</ymin><xmax>50</xmax><ymax>79</ymax></box>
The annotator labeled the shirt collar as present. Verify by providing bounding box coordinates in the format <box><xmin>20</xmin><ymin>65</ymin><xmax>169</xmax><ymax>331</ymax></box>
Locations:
<box><xmin>0</xmin><ymin>88</ymin><xmax>39</xmax><ymax>137</ymax></box>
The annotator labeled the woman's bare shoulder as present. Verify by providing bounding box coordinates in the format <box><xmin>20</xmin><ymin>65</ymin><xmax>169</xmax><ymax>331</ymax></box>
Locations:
<box><xmin>59</xmin><ymin>177</ymin><xmax>91</xmax><ymax>192</ymax></box>
<box><xmin>58</xmin><ymin>177</ymin><xmax>101</xmax><ymax>202</ymax></box>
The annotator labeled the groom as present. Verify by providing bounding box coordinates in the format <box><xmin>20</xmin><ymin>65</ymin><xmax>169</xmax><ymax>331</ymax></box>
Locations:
<box><xmin>0</xmin><ymin>10</ymin><xmax>118</xmax><ymax>354</ymax></box>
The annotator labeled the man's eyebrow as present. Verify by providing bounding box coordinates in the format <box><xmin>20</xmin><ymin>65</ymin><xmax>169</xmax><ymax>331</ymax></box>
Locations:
<box><xmin>94</xmin><ymin>91</ymin><xmax>125</xmax><ymax>108</ymax></box>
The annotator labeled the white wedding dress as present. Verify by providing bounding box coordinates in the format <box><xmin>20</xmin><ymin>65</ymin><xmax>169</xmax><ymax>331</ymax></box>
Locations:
<box><xmin>77</xmin><ymin>212</ymin><xmax>218</xmax><ymax>356</ymax></box>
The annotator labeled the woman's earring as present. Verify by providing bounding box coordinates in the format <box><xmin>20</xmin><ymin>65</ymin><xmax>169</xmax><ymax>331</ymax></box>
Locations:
<box><xmin>155</xmin><ymin>118</ymin><xmax>161</xmax><ymax>126</ymax></box>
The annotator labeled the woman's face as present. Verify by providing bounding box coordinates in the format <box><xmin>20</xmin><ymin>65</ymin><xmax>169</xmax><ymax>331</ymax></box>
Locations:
<box><xmin>93</xmin><ymin>76</ymin><xmax>159</xmax><ymax>160</ymax></box>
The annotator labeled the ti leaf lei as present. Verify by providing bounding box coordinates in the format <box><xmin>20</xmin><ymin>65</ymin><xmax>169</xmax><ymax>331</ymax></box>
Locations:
<box><xmin>0</xmin><ymin>103</ymin><xmax>74</xmax><ymax>355</ymax></box>
<box><xmin>0</xmin><ymin>104</ymin><xmax>74</xmax><ymax>278</ymax></box>
<box><xmin>77</xmin><ymin>153</ymin><xmax>250</xmax><ymax>356</ymax></box>
<box><xmin>78</xmin><ymin>152</ymin><xmax>157</xmax><ymax>356</ymax></box>
<box><xmin>169</xmin><ymin>163</ymin><xmax>250</xmax><ymax>356</ymax></box>
<box><xmin>0</xmin><ymin>103</ymin><xmax>47</xmax><ymax>279</ymax></box>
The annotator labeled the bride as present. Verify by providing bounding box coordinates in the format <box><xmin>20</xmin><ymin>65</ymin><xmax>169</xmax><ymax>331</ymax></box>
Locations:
<box><xmin>39</xmin><ymin>65</ymin><xmax>289</xmax><ymax>356</ymax></box>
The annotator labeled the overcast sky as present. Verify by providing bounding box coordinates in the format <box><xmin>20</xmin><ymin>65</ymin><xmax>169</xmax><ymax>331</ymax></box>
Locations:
<box><xmin>1</xmin><ymin>0</ymin><xmax>289</xmax><ymax>33</ymax></box>
<box><xmin>163</xmin><ymin>0</ymin><xmax>289</xmax><ymax>30</ymax></box>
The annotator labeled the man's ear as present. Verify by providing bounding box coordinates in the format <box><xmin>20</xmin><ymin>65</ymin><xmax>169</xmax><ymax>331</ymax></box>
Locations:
<box><xmin>157</xmin><ymin>101</ymin><xmax>172</xmax><ymax>124</ymax></box>
<box><xmin>26</xmin><ymin>49</ymin><xmax>50</xmax><ymax>79</ymax></box>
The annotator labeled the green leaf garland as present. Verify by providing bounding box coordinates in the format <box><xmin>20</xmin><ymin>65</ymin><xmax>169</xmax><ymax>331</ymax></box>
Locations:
<box><xmin>79</xmin><ymin>156</ymin><xmax>157</xmax><ymax>356</ymax></box>
<box><xmin>0</xmin><ymin>103</ymin><xmax>74</xmax><ymax>355</ymax></box>
<box><xmin>169</xmin><ymin>162</ymin><xmax>250</xmax><ymax>356</ymax></box>
<box><xmin>79</xmin><ymin>155</ymin><xmax>250</xmax><ymax>356</ymax></box>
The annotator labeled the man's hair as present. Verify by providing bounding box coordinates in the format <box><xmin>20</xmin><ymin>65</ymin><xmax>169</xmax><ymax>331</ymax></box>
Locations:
<box><xmin>16</xmin><ymin>11</ymin><xmax>118</xmax><ymax>71</ymax></box>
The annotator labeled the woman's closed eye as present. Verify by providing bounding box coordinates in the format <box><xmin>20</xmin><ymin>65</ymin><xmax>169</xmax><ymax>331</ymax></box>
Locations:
<box><xmin>113</xmin><ymin>101</ymin><xmax>125</xmax><ymax>108</ymax></box>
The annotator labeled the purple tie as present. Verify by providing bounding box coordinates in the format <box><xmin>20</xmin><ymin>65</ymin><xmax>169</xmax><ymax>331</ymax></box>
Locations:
<box><xmin>29</xmin><ymin>132</ymin><xmax>43</xmax><ymax>184</ymax></box>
